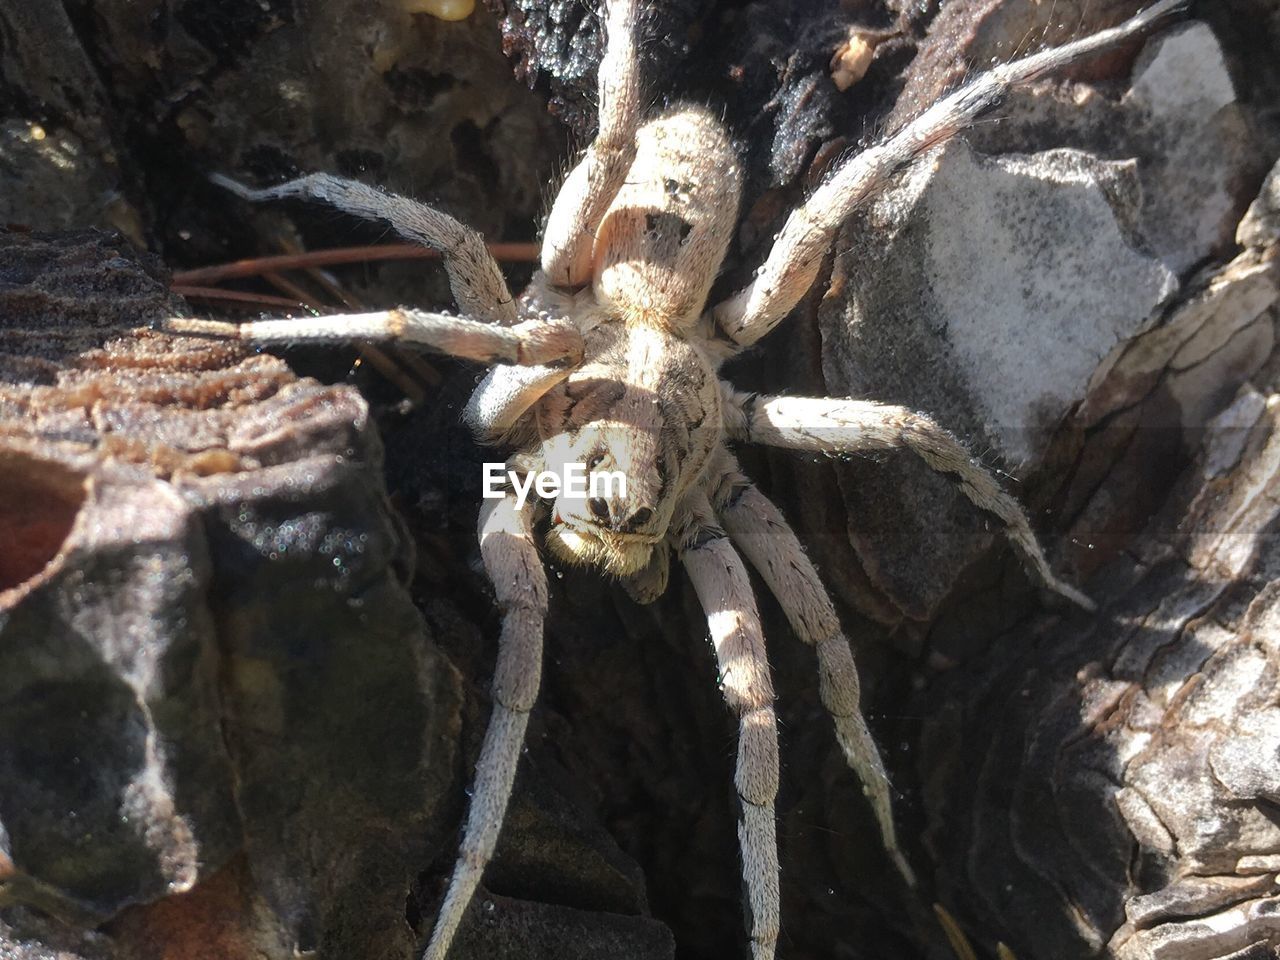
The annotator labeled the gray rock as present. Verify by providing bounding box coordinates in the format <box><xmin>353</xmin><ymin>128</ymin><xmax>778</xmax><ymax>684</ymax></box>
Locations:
<box><xmin>0</xmin><ymin>471</ymin><xmax>236</xmax><ymax>922</ymax></box>
<box><xmin>1237</xmin><ymin>157</ymin><xmax>1280</xmax><ymax>250</ymax></box>
<box><xmin>804</xmin><ymin>15</ymin><xmax>1262</xmax><ymax>618</ymax></box>
<box><xmin>1125</xmin><ymin>23</ymin><xmax>1248</xmax><ymax>274</ymax></box>
<box><xmin>826</xmin><ymin>142</ymin><xmax>1175</xmax><ymax>467</ymax></box>
<box><xmin>0</xmin><ymin>230</ymin><xmax>457</xmax><ymax>959</ymax></box>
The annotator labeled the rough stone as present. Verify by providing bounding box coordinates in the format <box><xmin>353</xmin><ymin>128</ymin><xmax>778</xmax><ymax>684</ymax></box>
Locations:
<box><xmin>828</xmin><ymin>142</ymin><xmax>1175</xmax><ymax>467</ymax></box>
<box><xmin>1237</xmin><ymin>158</ymin><xmax>1280</xmax><ymax>250</ymax></box>
<box><xmin>1124</xmin><ymin>23</ymin><xmax>1254</xmax><ymax>274</ymax></box>
<box><xmin>795</xmin><ymin>14</ymin><xmax>1264</xmax><ymax>620</ymax></box>
<box><xmin>0</xmin><ymin>230</ymin><xmax>456</xmax><ymax>960</ymax></box>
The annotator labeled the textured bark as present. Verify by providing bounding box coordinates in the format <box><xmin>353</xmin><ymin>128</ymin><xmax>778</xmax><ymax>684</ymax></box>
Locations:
<box><xmin>1</xmin><ymin>2</ymin><xmax>1278</xmax><ymax>960</ymax></box>
<box><xmin>0</xmin><ymin>228</ymin><xmax>458</xmax><ymax>960</ymax></box>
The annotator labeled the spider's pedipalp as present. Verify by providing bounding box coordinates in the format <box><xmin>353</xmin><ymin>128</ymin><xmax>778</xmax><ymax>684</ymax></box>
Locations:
<box><xmin>673</xmin><ymin>490</ymin><xmax>781</xmax><ymax>960</ymax></box>
<box><xmin>212</xmin><ymin>172</ymin><xmax>518</xmax><ymax>325</ymax></box>
<box><xmin>710</xmin><ymin>0</ymin><xmax>1189</xmax><ymax>347</ymax></box>
<box><xmin>165</xmin><ymin>311</ymin><xmax>582</xmax><ymax>367</ymax></box>
<box><xmin>540</xmin><ymin>0</ymin><xmax>643</xmax><ymax>289</ymax></box>
<box><xmin>722</xmin><ymin>387</ymin><xmax>1094</xmax><ymax>609</ymax></box>
<box><xmin>424</xmin><ymin>492</ymin><xmax>547</xmax><ymax>960</ymax></box>
<box><xmin>706</xmin><ymin>447</ymin><xmax>915</xmax><ymax>887</ymax></box>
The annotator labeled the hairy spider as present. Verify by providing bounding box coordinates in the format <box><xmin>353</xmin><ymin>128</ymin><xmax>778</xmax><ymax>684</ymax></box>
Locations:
<box><xmin>168</xmin><ymin>1</ymin><xmax>1186</xmax><ymax>956</ymax></box>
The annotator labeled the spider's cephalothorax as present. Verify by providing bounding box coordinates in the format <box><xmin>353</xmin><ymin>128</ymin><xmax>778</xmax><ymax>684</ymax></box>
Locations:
<box><xmin>166</xmin><ymin>2</ymin><xmax>1188</xmax><ymax>956</ymax></box>
<box><xmin>537</xmin><ymin>315</ymin><xmax>723</xmax><ymax>578</ymax></box>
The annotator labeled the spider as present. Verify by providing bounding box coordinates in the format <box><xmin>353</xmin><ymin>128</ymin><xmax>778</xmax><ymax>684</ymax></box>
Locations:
<box><xmin>167</xmin><ymin>1</ymin><xmax>1186</xmax><ymax>956</ymax></box>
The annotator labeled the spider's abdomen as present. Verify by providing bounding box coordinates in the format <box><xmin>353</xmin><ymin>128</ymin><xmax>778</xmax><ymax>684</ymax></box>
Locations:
<box><xmin>593</xmin><ymin>104</ymin><xmax>741</xmax><ymax>332</ymax></box>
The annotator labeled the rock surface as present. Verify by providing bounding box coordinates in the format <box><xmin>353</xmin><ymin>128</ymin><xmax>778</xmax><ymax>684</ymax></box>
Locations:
<box><xmin>0</xmin><ymin>230</ymin><xmax>456</xmax><ymax>959</ymax></box>
<box><xmin>804</xmin><ymin>16</ymin><xmax>1260</xmax><ymax>619</ymax></box>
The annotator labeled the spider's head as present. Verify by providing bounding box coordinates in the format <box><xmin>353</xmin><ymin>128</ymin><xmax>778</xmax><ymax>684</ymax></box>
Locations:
<box><xmin>538</xmin><ymin>325</ymin><xmax>720</xmax><ymax>577</ymax></box>
<box><xmin>539</xmin><ymin>389</ymin><xmax>675</xmax><ymax>577</ymax></box>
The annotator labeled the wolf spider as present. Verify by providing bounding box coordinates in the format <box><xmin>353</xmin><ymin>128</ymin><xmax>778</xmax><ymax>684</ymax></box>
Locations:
<box><xmin>168</xmin><ymin>0</ymin><xmax>1187</xmax><ymax>955</ymax></box>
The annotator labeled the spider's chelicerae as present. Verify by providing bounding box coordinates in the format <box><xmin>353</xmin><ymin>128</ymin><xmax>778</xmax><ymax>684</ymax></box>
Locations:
<box><xmin>170</xmin><ymin>1</ymin><xmax>1186</xmax><ymax>955</ymax></box>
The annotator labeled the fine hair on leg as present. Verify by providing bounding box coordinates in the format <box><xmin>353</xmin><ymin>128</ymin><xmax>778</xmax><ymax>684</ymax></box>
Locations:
<box><xmin>721</xmin><ymin>387</ymin><xmax>1094</xmax><ymax>609</ymax></box>
<box><xmin>212</xmin><ymin>172</ymin><xmax>518</xmax><ymax>324</ymax></box>
<box><xmin>709</xmin><ymin>0</ymin><xmax>1188</xmax><ymax>346</ymax></box>
<box><xmin>539</xmin><ymin>0</ymin><xmax>644</xmax><ymax>288</ymax></box>
<box><xmin>705</xmin><ymin>446</ymin><xmax>915</xmax><ymax>885</ymax></box>
<box><xmin>673</xmin><ymin>490</ymin><xmax>781</xmax><ymax>960</ymax></box>
<box><xmin>423</xmin><ymin>492</ymin><xmax>547</xmax><ymax>960</ymax></box>
<box><xmin>164</xmin><ymin>311</ymin><xmax>583</xmax><ymax>368</ymax></box>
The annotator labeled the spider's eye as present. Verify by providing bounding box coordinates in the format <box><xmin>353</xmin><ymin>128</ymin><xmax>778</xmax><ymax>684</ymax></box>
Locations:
<box><xmin>587</xmin><ymin>452</ymin><xmax>606</xmax><ymax>470</ymax></box>
<box><xmin>643</xmin><ymin>211</ymin><xmax>693</xmax><ymax>244</ymax></box>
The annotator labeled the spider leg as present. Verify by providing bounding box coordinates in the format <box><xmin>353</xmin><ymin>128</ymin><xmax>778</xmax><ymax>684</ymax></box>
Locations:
<box><xmin>165</xmin><ymin>311</ymin><xmax>582</xmax><ymax>368</ymax></box>
<box><xmin>464</xmin><ymin>364</ymin><xmax>571</xmax><ymax>443</ymax></box>
<box><xmin>424</xmin><ymin>490</ymin><xmax>547</xmax><ymax>960</ymax></box>
<box><xmin>710</xmin><ymin>0</ymin><xmax>1187</xmax><ymax>347</ymax></box>
<box><xmin>722</xmin><ymin>386</ymin><xmax>1094</xmax><ymax>609</ymax></box>
<box><xmin>540</xmin><ymin>0</ymin><xmax>642</xmax><ymax>289</ymax></box>
<box><xmin>705</xmin><ymin>447</ymin><xmax>915</xmax><ymax>886</ymax></box>
<box><xmin>211</xmin><ymin>172</ymin><xmax>517</xmax><ymax>324</ymax></box>
<box><xmin>673</xmin><ymin>490</ymin><xmax>780</xmax><ymax>960</ymax></box>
